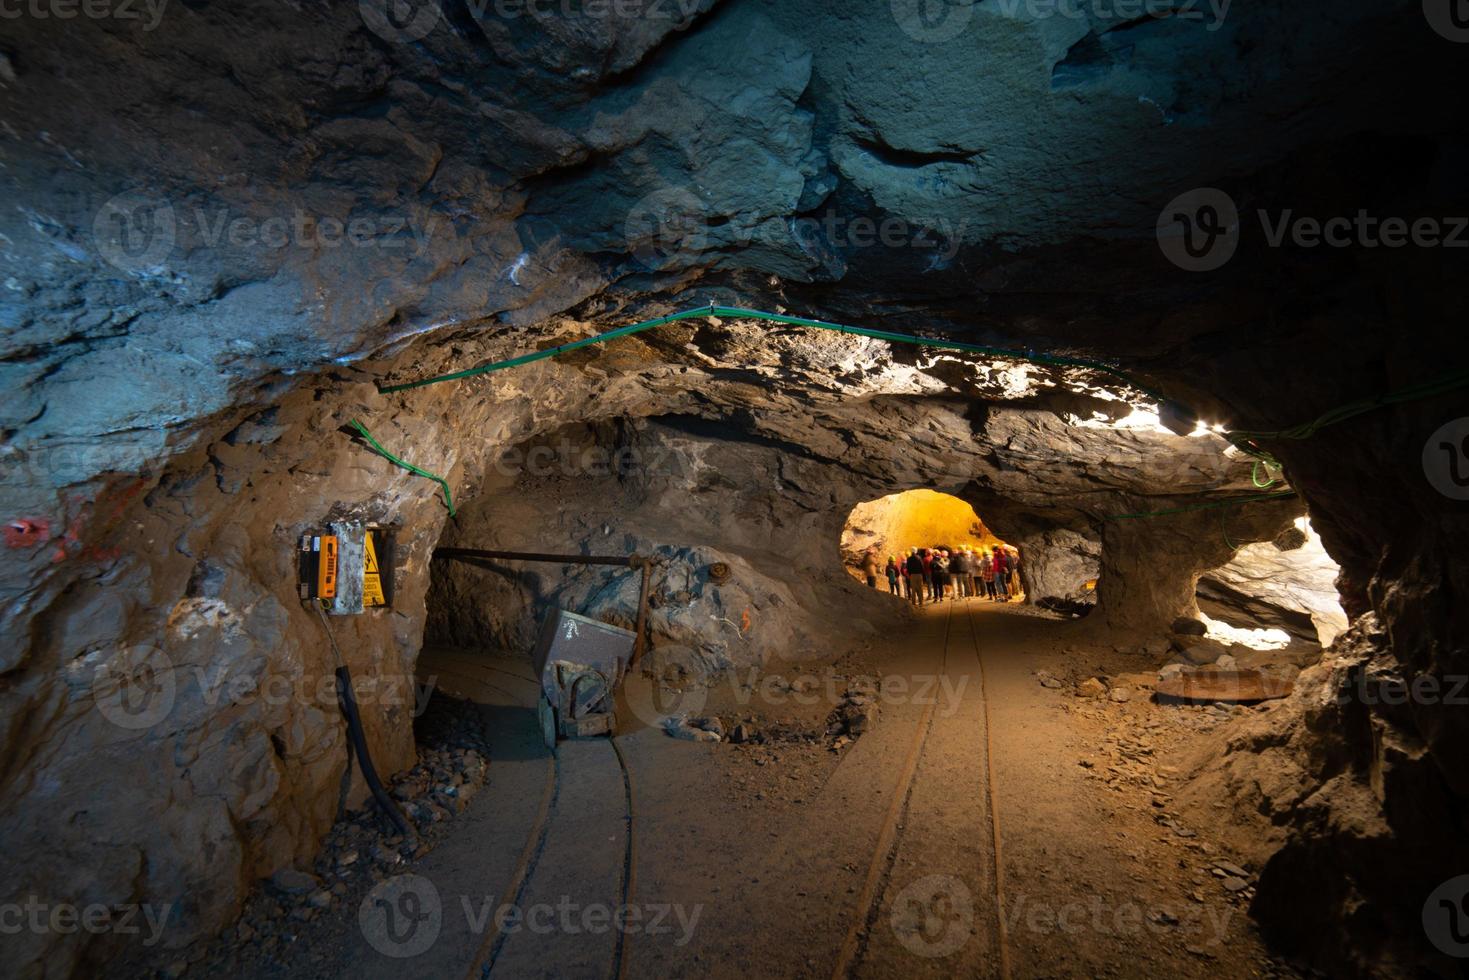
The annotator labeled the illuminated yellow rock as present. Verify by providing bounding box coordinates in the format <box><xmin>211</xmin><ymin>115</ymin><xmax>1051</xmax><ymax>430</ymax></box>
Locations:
<box><xmin>841</xmin><ymin>490</ymin><xmax>1008</xmax><ymax>564</ymax></box>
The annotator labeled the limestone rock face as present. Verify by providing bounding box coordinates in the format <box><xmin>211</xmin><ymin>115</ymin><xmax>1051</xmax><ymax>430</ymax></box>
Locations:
<box><xmin>0</xmin><ymin>342</ymin><xmax>1321</xmax><ymax>974</ymax></box>
<box><xmin>1014</xmin><ymin>527</ymin><xmax>1101</xmax><ymax>607</ymax></box>
<box><xmin>426</xmin><ymin>421</ymin><xmax>888</xmax><ymax>678</ymax></box>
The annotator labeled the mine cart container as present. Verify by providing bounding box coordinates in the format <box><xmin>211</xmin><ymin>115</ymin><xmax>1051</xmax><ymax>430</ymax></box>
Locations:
<box><xmin>532</xmin><ymin>608</ymin><xmax>635</xmax><ymax>750</ymax></box>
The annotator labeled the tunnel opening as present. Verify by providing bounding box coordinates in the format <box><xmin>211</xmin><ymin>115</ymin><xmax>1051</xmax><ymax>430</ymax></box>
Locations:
<box><xmin>29</xmin><ymin>279</ymin><xmax>1433</xmax><ymax>980</ymax></box>
<box><xmin>1195</xmin><ymin>516</ymin><xmax>1349</xmax><ymax>651</ymax></box>
<box><xmin>839</xmin><ymin>489</ymin><xmax>1024</xmax><ymax>603</ymax></box>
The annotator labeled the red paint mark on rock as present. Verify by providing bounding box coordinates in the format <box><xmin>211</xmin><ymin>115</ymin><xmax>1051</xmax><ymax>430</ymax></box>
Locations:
<box><xmin>46</xmin><ymin>478</ymin><xmax>147</xmax><ymax>564</ymax></box>
<box><xmin>5</xmin><ymin>518</ymin><xmax>50</xmax><ymax>548</ymax></box>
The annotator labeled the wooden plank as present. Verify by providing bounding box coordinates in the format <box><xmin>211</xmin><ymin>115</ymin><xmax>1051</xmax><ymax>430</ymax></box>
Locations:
<box><xmin>1154</xmin><ymin>669</ymin><xmax>1294</xmax><ymax>704</ymax></box>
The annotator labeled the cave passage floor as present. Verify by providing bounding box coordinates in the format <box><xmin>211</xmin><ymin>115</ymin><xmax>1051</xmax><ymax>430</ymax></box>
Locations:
<box><xmin>201</xmin><ymin>601</ymin><xmax>1296</xmax><ymax>980</ymax></box>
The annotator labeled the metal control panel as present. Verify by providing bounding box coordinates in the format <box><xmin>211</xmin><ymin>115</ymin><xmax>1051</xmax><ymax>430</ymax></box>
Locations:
<box><xmin>299</xmin><ymin>522</ymin><xmax>395</xmax><ymax>614</ymax></box>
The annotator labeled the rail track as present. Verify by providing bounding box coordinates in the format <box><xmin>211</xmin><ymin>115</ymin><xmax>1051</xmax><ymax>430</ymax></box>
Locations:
<box><xmin>830</xmin><ymin>598</ymin><xmax>1012</xmax><ymax>980</ymax></box>
<box><xmin>425</xmin><ymin>596</ymin><xmax>1009</xmax><ymax>980</ymax></box>
<box><xmin>427</xmin><ymin>650</ymin><xmax>637</xmax><ymax>980</ymax></box>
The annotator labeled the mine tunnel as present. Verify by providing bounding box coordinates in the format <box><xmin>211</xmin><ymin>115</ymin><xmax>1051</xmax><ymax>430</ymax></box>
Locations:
<box><xmin>2</xmin><ymin>2</ymin><xmax>1467</xmax><ymax>979</ymax></box>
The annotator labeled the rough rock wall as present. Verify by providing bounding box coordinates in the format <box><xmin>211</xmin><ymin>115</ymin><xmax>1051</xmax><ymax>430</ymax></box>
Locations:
<box><xmin>1096</xmin><ymin>497</ymin><xmax>1303</xmax><ymax>634</ymax></box>
<box><xmin>4</xmin><ymin>302</ymin><xmax>1287</xmax><ymax>975</ymax></box>
<box><xmin>1013</xmin><ymin>527</ymin><xmax>1101</xmax><ymax>606</ymax></box>
<box><xmin>426</xmin><ymin>420</ymin><xmax>905</xmax><ymax>679</ymax></box>
<box><xmin>1182</xmin><ymin>288</ymin><xmax>1469</xmax><ymax>976</ymax></box>
<box><xmin>2</xmin><ymin>379</ymin><xmax>450</xmax><ymax>975</ymax></box>
<box><xmin>1178</xmin><ymin>614</ymin><xmax>1467</xmax><ymax>979</ymax></box>
<box><xmin>1</xmin><ymin>0</ymin><xmax>1440</xmax><ymax>497</ymax></box>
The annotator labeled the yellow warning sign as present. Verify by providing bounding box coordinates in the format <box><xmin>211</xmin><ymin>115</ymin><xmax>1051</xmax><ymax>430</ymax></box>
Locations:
<box><xmin>363</xmin><ymin>531</ymin><xmax>386</xmax><ymax>607</ymax></box>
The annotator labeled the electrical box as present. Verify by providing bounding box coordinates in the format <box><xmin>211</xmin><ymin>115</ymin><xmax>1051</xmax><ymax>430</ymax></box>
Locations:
<box><xmin>299</xmin><ymin>522</ymin><xmax>395</xmax><ymax>614</ymax></box>
<box><xmin>298</xmin><ymin>533</ymin><xmax>339</xmax><ymax>601</ymax></box>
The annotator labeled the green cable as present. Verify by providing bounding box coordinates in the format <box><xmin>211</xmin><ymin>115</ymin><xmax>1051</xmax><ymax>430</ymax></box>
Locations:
<box><xmin>372</xmin><ymin>302</ymin><xmax>1466</xmax><ymax>517</ymax></box>
<box><xmin>376</xmin><ymin>308</ymin><xmax>722</xmax><ymax>394</ymax></box>
<box><xmin>707</xmin><ymin>306</ymin><xmax>1167</xmax><ymax>400</ymax></box>
<box><xmin>378</xmin><ymin>305</ymin><xmax>1467</xmax><ymax>449</ymax></box>
<box><xmin>1220</xmin><ymin>505</ymin><xmax>1238</xmax><ymax>550</ymax></box>
<box><xmin>377</xmin><ymin>304</ymin><xmax>1166</xmax><ymax>401</ymax></box>
<box><xmin>349</xmin><ymin>419</ymin><xmax>456</xmax><ymax>517</ymax></box>
<box><xmin>1230</xmin><ymin>368</ymin><xmax>1469</xmax><ymax>454</ymax></box>
<box><xmin>1225</xmin><ymin>370</ymin><xmax>1469</xmax><ymax>466</ymax></box>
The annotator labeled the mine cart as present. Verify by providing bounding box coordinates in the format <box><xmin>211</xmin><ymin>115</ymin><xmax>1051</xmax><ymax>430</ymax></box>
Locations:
<box><xmin>532</xmin><ymin>608</ymin><xmax>635</xmax><ymax>750</ymax></box>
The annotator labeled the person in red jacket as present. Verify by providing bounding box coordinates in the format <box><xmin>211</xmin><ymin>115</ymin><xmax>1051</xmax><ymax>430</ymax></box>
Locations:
<box><xmin>992</xmin><ymin>546</ymin><xmax>1010</xmax><ymax>600</ymax></box>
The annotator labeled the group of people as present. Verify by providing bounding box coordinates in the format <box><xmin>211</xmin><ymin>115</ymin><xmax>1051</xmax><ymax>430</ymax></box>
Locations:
<box><xmin>859</xmin><ymin>545</ymin><xmax>1019</xmax><ymax>605</ymax></box>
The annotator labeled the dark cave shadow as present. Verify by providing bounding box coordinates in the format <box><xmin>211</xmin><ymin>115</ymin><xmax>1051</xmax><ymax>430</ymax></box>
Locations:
<box><xmin>479</xmin><ymin>703</ymin><xmax>552</xmax><ymax>762</ymax></box>
<box><xmin>419</xmin><ymin>691</ymin><xmax>550</xmax><ymax>763</ymax></box>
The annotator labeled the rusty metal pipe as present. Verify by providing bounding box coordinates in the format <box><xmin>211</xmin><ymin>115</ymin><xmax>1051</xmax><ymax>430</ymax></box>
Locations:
<box><xmin>632</xmin><ymin>560</ymin><xmax>652</xmax><ymax>667</ymax></box>
<box><xmin>434</xmin><ymin>547</ymin><xmax>643</xmax><ymax>567</ymax></box>
<box><xmin>436</xmin><ymin>548</ymin><xmax>662</xmax><ymax>664</ymax></box>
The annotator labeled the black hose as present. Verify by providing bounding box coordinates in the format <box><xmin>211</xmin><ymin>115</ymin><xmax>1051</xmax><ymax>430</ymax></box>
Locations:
<box><xmin>335</xmin><ymin>664</ymin><xmax>416</xmax><ymax>840</ymax></box>
<box><xmin>313</xmin><ymin>602</ymin><xmax>416</xmax><ymax>840</ymax></box>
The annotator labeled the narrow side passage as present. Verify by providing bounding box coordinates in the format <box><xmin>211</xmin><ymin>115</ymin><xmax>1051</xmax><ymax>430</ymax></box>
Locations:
<box><xmin>1196</xmin><ymin>517</ymin><xmax>1349</xmax><ymax>649</ymax></box>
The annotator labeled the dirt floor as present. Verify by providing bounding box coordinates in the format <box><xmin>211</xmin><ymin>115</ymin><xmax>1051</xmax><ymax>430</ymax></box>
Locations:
<box><xmin>123</xmin><ymin>597</ymin><xmax>1307</xmax><ymax>979</ymax></box>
